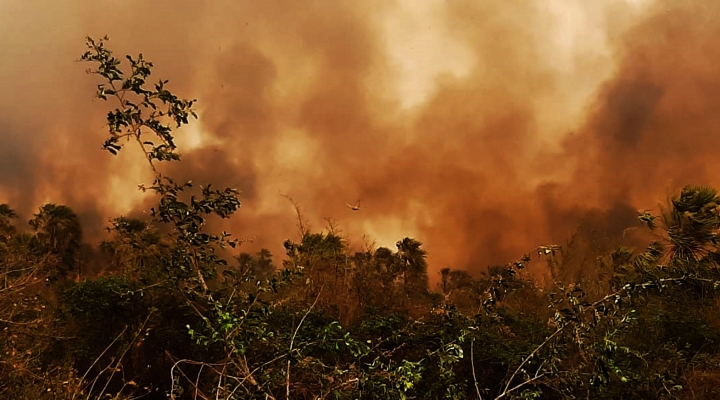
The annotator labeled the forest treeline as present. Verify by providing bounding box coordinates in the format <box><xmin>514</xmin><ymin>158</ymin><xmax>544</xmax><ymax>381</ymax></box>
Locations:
<box><xmin>4</xmin><ymin>37</ymin><xmax>720</xmax><ymax>399</ymax></box>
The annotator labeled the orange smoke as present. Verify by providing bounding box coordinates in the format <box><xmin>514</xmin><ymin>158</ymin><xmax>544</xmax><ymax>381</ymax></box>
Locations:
<box><xmin>2</xmin><ymin>0</ymin><xmax>718</xmax><ymax>279</ymax></box>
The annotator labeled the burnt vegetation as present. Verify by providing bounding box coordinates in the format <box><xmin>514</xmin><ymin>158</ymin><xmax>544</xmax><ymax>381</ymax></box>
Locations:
<box><xmin>4</xmin><ymin>37</ymin><xmax>720</xmax><ymax>400</ymax></box>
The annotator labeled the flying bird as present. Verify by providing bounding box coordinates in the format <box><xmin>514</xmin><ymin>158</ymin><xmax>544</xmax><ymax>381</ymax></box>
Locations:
<box><xmin>536</xmin><ymin>245</ymin><xmax>561</xmax><ymax>257</ymax></box>
<box><xmin>346</xmin><ymin>200</ymin><xmax>362</xmax><ymax>211</ymax></box>
<box><xmin>239</xmin><ymin>236</ymin><xmax>255</xmax><ymax>244</ymax></box>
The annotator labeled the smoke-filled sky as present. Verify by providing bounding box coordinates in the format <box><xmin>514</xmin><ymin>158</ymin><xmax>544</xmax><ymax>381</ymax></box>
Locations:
<box><xmin>2</xmin><ymin>0</ymin><xmax>719</xmax><ymax>277</ymax></box>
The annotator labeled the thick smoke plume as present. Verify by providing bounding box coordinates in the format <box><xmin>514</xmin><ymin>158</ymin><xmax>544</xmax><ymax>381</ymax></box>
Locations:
<box><xmin>1</xmin><ymin>0</ymin><xmax>717</xmax><ymax>278</ymax></box>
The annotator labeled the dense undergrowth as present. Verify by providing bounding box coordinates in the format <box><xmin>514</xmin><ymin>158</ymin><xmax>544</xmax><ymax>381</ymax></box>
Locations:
<box><xmin>3</xmin><ymin>37</ymin><xmax>720</xmax><ymax>399</ymax></box>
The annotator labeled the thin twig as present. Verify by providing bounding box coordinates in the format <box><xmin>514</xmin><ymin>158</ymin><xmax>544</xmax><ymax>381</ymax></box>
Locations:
<box><xmin>496</xmin><ymin>374</ymin><xmax>547</xmax><ymax>400</ymax></box>
<box><xmin>287</xmin><ymin>284</ymin><xmax>324</xmax><ymax>400</ymax></box>
<box><xmin>167</xmin><ymin>355</ymin><xmax>232</xmax><ymax>400</ymax></box>
<box><xmin>96</xmin><ymin>311</ymin><xmax>155</xmax><ymax>399</ymax></box>
<box><xmin>195</xmin><ymin>363</ymin><xmax>204</xmax><ymax>400</ymax></box>
<box><xmin>171</xmin><ymin>363</ymin><xmax>211</xmax><ymax>400</ymax></box>
<box><xmin>72</xmin><ymin>326</ymin><xmax>128</xmax><ymax>400</ymax></box>
<box><xmin>471</xmin><ymin>338</ymin><xmax>483</xmax><ymax>400</ymax></box>
<box><xmin>497</xmin><ymin>277</ymin><xmax>700</xmax><ymax>399</ymax></box>
<box><xmin>215</xmin><ymin>362</ymin><xmax>225</xmax><ymax>400</ymax></box>
<box><xmin>280</xmin><ymin>193</ymin><xmax>308</xmax><ymax>238</ymax></box>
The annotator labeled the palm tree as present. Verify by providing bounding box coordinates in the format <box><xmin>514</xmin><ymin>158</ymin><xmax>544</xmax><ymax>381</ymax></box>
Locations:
<box><xmin>29</xmin><ymin>204</ymin><xmax>83</xmax><ymax>277</ymax></box>
<box><xmin>234</xmin><ymin>252</ymin><xmax>257</xmax><ymax>280</ymax></box>
<box><xmin>255</xmin><ymin>248</ymin><xmax>275</xmax><ymax>279</ymax></box>
<box><xmin>233</xmin><ymin>249</ymin><xmax>275</xmax><ymax>280</ymax></box>
<box><xmin>639</xmin><ymin>186</ymin><xmax>720</xmax><ymax>266</ymax></box>
<box><xmin>0</xmin><ymin>204</ymin><xmax>18</xmax><ymax>241</ymax></box>
<box><xmin>395</xmin><ymin>237</ymin><xmax>429</xmax><ymax>299</ymax></box>
<box><xmin>100</xmin><ymin>217</ymin><xmax>169</xmax><ymax>280</ymax></box>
